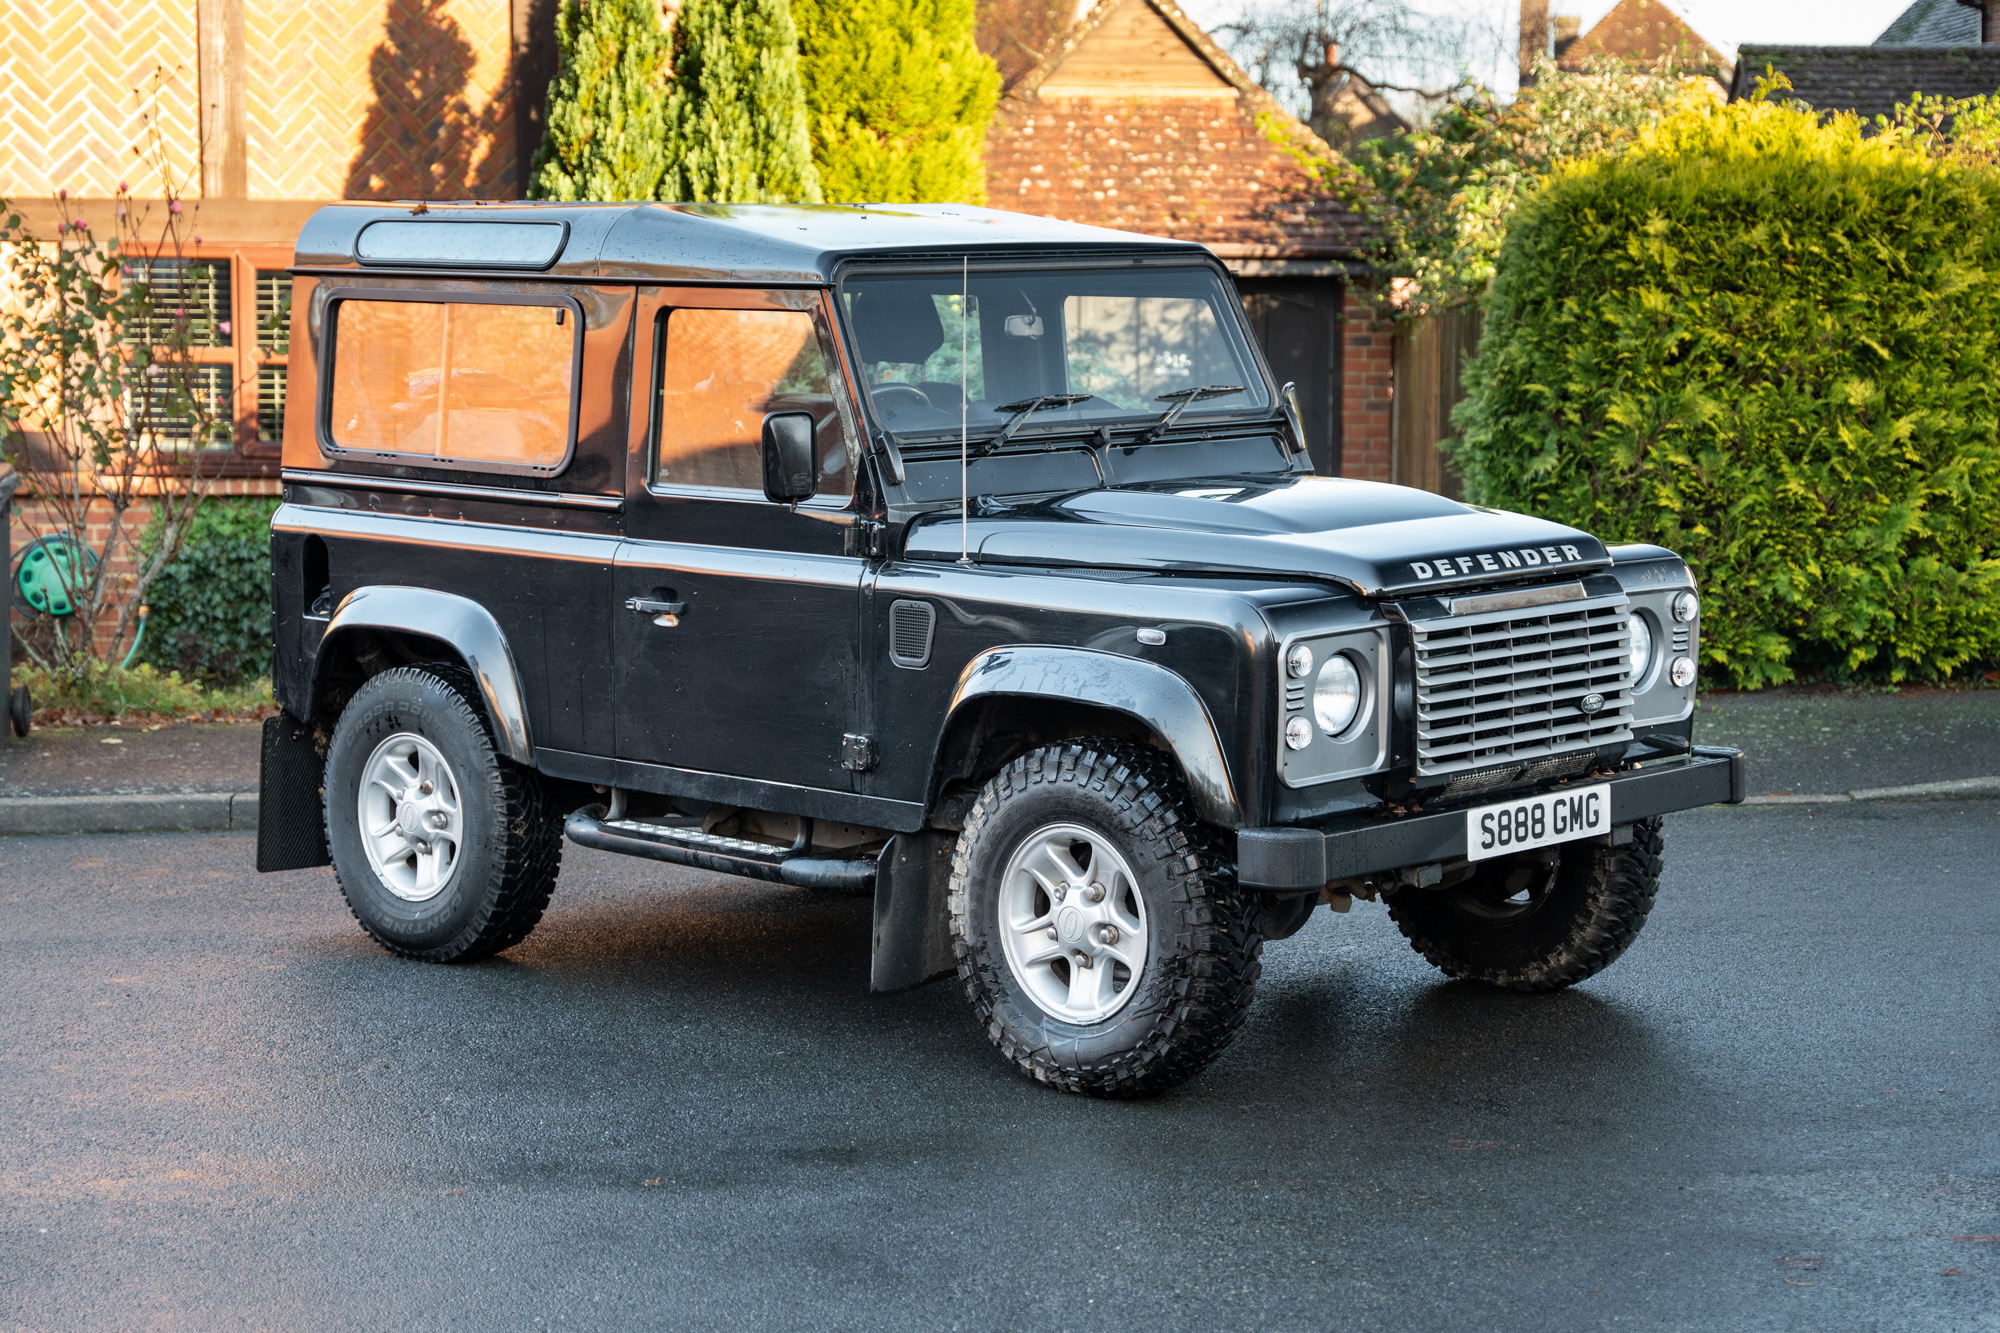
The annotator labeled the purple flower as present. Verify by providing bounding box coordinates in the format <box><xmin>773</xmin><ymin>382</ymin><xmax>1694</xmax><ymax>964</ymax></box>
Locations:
<box><xmin>217</xmin><ymin>322</ymin><xmax>230</xmax><ymax>335</ymax></box>
<box><xmin>117</xmin><ymin>180</ymin><xmax>127</xmax><ymax>193</ymax></box>
<box><xmin>168</xmin><ymin>201</ymin><xmax>181</xmax><ymax>214</ymax></box>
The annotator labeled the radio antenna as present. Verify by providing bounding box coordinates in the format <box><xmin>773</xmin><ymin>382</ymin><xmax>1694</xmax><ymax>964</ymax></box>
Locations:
<box><xmin>959</xmin><ymin>255</ymin><xmax>970</xmax><ymax>566</ymax></box>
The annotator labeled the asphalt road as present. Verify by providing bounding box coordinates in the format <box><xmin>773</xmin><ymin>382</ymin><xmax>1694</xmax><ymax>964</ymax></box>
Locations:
<box><xmin>3</xmin><ymin>802</ymin><xmax>1997</xmax><ymax>1331</ymax></box>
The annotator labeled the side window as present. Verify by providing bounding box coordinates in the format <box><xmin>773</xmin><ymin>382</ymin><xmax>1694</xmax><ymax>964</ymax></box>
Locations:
<box><xmin>326</xmin><ymin>296</ymin><xmax>576</xmax><ymax>470</ymax></box>
<box><xmin>653</xmin><ymin>306</ymin><xmax>856</xmax><ymax>500</ymax></box>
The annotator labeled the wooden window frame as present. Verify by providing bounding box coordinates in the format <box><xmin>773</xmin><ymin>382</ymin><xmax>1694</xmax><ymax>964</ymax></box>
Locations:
<box><xmin>122</xmin><ymin>242</ymin><xmax>291</xmax><ymax>478</ymax></box>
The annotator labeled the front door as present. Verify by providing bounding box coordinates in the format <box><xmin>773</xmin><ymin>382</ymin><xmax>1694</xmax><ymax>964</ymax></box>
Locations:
<box><xmin>612</xmin><ymin>288</ymin><xmax>866</xmax><ymax>794</ymax></box>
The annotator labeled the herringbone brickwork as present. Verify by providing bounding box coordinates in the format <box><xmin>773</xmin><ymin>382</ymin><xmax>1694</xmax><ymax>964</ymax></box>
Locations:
<box><xmin>0</xmin><ymin>0</ymin><xmax>202</xmax><ymax>199</ymax></box>
<box><xmin>248</xmin><ymin>0</ymin><xmax>515</xmax><ymax>201</ymax></box>
<box><xmin>0</xmin><ymin>0</ymin><xmax>514</xmax><ymax>202</ymax></box>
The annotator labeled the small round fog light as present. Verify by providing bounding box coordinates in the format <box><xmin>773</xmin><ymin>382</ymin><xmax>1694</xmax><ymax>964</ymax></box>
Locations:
<box><xmin>1283</xmin><ymin>716</ymin><xmax>1313</xmax><ymax>750</ymax></box>
<box><xmin>1669</xmin><ymin>656</ymin><xmax>1696</xmax><ymax>688</ymax></box>
<box><xmin>1286</xmin><ymin>644</ymin><xmax>1314</xmax><ymax>678</ymax></box>
<box><xmin>1672</xmin><ymin>591</ymin><xmax>1700</xmax><ymax>623</ymax></box>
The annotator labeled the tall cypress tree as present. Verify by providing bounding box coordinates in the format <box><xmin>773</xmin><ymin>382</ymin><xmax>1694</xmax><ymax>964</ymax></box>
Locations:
<box><xmin>528</xmin><ymin>0</ymin><xmax>672</xmax><ymax>201</ymax></box>
<box><xmin>661</xmin><ymin>0</ymin><xmax>823</xmax><ymax>203</ymax></box>
<box><xmin>795</xmin><ymin>0</ymin><xmax>1000</xmax><ymax>203</ymax></box>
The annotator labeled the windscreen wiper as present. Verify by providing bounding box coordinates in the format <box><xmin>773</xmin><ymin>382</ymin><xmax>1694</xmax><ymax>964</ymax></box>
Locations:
<box><xmin>1140</xmin><ymin>385</ymin><xmax>1245</xmax><ymax>444</ymax></box>
<box><xmin>978</xmin><ymin>394</ymin><xmax>1093</xmax><ymax>454</ymax></box>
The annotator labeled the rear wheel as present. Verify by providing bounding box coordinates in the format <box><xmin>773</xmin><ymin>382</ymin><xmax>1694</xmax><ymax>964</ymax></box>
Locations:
<box><xmin>1386</xmin><ymin>818</ymin><xmax>1664</xmax><ymax>991</ymax></box>
<box><xmin>949</xmin><ymin>742</ymin><xmax>1261</xmax><ymax>1098</ymax></box>
<box><xmin>324</xmin><ymin>666</ymin><xmax>561</xmax><ymax>962</ymax></box>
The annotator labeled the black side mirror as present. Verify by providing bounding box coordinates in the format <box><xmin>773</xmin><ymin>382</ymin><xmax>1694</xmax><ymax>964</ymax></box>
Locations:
<box><xmin>761</xmin><ymin>412</ymin><xmax>817</xmax><ymax>503</ymax></box>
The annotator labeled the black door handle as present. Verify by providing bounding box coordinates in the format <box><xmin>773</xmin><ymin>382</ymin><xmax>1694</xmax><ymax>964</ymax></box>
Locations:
<box><xmin>625</xmin><ymin>596</ymin><xmax>686</xmax><ymax>626</ymax></box>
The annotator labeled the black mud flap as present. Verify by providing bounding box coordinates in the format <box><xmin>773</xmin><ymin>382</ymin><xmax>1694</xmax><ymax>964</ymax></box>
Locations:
<box><xmin>870</xmin><ymin>830</ymin><xmax>957</xmax><ymax>993</ymax></box>
<box><xmin>257</xmin><ymin>712</ymin><xmax>330</xmax><ymax>872</ymax></box>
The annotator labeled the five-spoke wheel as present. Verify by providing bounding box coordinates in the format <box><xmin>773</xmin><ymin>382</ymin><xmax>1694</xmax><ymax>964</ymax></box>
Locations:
<box><xmin>357</xmin><ymin>732</ymin><xmax>464</xmax><ymax>902</ymax></box>
<box><xmin>950</xmin><ymin>742</ymin><xmax>1261</xmax><ymax>1097</ymax></box>
<box><xmin>997</xmin><ymin>822</ymin><xmax>1150</xmax><ymax>1024</ymax></box>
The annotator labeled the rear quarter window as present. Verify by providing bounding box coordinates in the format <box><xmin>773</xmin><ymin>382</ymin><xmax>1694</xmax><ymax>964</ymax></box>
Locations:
<box><xmin>325</xmin><ymin>293</ymin><xmax>579</xmax><ymax>472</ymax></box>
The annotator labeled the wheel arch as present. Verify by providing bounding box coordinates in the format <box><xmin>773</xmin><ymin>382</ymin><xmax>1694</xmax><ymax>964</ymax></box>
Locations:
<box><xmin>314</xmin><ymin>587</ymin><xmax>533</xmax><ymax>763</ymax></box>
<box><xmin>931</xmin><ymin>646</ymin><xmax>1239</xmax><ymax>827</ymax></box>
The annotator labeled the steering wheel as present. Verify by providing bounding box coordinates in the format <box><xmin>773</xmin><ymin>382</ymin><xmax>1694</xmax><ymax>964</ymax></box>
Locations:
<box><xmin>871</xmin><ymin>384</ymin><xmax>931</xmax><ymax>412</ymax></box>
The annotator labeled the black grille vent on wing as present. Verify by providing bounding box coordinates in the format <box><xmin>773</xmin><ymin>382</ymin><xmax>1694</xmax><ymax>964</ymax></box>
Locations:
<box><xmin>888</xmin><ymin>599</ymin><xmax>936</xmax><ymax>669</ymax></box>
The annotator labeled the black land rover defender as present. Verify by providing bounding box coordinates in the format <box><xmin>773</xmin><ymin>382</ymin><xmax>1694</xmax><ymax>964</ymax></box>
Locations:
<box><xmin>258</xmin><ymin>202</ymin><xmax>1744</xmax><ymax>1097</ymax></box>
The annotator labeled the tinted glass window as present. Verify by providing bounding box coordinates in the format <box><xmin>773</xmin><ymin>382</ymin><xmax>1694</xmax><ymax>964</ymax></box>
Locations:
<box><xmin>841</xmin><ymin>266</ymin><xmax>1267</xmax><ymax>443</ymax></box>
<box><xmin>327</xmin><ymin>297</ymin><xmax>575</xmax><ymax>470</ymax></box>
<box><xmin>653</xmin><ymin>306</ymin><xmax>856</xmax><ymax>499</ymax></box>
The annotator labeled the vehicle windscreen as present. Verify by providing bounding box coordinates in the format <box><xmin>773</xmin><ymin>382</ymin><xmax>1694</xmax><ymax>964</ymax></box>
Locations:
<box><xmin>840</xmin><ymin>265</ymin><xmax>1270</xmax><ymax>445</ymax></box>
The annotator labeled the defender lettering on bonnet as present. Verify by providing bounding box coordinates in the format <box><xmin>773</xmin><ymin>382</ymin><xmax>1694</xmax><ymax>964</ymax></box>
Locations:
<box><xmin>1408</xmin><ymin>545</ymin><xmax>1586</xmax><ymax>581</ymax></box>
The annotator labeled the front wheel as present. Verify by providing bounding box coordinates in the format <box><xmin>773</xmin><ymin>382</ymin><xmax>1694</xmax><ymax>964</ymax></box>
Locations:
<box><xmin>1386</xmin><ymin>818</ymin><xmax>1664</xmax><ymax>991</ymax></box>
<box><xmin>324</xmin><ymin>666</ymin><xmax>561</xmax><ymax>963</ymax></box>
<box><xmin>949</xmin><ymin>742</ymin><xmax>1262</xmax><ymax>1098</ymax></box>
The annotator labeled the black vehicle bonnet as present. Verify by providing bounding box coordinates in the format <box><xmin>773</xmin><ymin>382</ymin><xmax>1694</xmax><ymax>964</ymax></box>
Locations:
<box><xmin>903</xmin><ymin>476</ymin><xmax>1611</xmax><ymax>598</ymax></box>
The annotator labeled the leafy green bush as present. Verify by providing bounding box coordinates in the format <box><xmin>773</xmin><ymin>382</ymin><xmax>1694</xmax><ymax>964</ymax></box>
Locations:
<box><xmin>1453</xmin><ymin>98</ymin><xmax>2000</xmax><ymax>687</ymax></box>
<box><xmin>134</xmin><ymin>496</ymin><xmax>279</xmax><ymax>685</ymax></box>
<box><xmin>528</xmin><ymin>0</ymin><xmax>673</xmax><ymax>201</ymax></box>
<box><xmin>795</xmin><ymin>0</ymin><xmax>1000</xmax><ymax>204</ymax></box>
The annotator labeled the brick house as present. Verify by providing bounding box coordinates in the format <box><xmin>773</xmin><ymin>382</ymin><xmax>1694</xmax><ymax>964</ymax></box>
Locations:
<box><xmin>983</xmin><ymin>0</ymin><xmax>1388</xmax><ymax>479</ymax></box>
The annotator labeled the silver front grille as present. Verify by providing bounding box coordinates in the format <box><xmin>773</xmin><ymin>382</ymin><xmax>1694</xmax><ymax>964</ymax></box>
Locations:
<box><xmin>1408</xmin><ymin>591</ymin><xmax>1634</xmax><ymax>777</ymax></box>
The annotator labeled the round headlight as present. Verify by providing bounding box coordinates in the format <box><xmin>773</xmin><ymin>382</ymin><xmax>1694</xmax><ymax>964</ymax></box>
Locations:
<box><xmin>1286</xmin><ymin>643</ymin><xmax>1314</xmax><ymax>678</ymax></box>
<box><xmin>1672</xmin><ymin>591</ymin><xmax>1700</xmax><ymax>623</ymax></box>
<box><xmin>1670</xmin><ymin>656</ymin><xmax>1697</xmax><ymax>688</ymax></box>
<box><xmin>1627</xmin><ymin>612</ymin><xmax>1654</xmax><ymax>683</ymax></box>
<box><xmin>1313</xmin><ymin>654</ymin><xmax>1363</xmax><ymax>735</ymax></box>
<box><xmin>1283</xmin><ymin>716</ymin><xmax>1313</xmax><ymax>750</ymax></box>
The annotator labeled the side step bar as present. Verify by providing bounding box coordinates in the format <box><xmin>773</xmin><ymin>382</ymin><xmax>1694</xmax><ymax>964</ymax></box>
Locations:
<box><xmin>563</xmin><ymin>805</ymin><xmax>877</xmax><ymax>891</ymax></box>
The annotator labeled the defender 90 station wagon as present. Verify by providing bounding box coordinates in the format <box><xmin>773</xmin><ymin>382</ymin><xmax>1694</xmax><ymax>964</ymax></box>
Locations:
<box><xmin>259</xmin><ymin>202</ymin><xmax>1744</xmax><ymax>1097</ymax></box>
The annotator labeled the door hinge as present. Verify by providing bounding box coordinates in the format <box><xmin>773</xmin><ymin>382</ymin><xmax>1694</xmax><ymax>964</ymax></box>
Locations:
<box><xmin>841</xmin><ymin>733</ymin><xmax>877</xmax><ymax>772</ymax></box>
<box><xmin>844</xmin><ymin>519</ymin><xmax>889</xmax><ymax>560</ymax></box>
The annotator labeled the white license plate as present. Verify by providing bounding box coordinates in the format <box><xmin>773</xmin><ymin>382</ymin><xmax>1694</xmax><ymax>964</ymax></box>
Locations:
<box><xmin>1465</xmin><ymin>785</ymin><xmax>1610</xmax><ymax>861</ymax></box>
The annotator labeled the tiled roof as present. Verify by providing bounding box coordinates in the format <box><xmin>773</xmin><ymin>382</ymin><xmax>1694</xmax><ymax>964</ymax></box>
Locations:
<box><xmin>982</xmin><ymin>0</ymin><xmax>1372</xmax><ymax>261</ymax></box>
<box><xmin>1730</xmin><ymin>44</ymin><xmax>2000</xmax><ymax>118</ymax></box>
<box><xmin>1876</xmin><ymin>0</ymin><xmax>1981</xmax><ymax>45</ymax></box>
<box><xmin>986</xmin><ymin>98</ymin><xmax>1371</xmax><ymax>258</ymax></box>
<box><xmin>1557</xmin><ymin>0</ymin><xmax>1731</xmax><ymax>72</ymax></box>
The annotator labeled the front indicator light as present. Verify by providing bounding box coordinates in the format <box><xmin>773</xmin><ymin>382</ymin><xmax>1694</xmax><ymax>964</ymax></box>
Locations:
<box><xmin>1286</xmin><ymin>644</ymin><xmax>1314</xmax><ymax>678</ymax></box>
<box><xmin>1313</xmin><ymin>654</ymin><xmax>1363</xmax><ymax>735</ymax></box>
<box><xmin>1284</xmin><ymin>716</ymin><xmax>1313</xmax><ymax>750</ymax></box>
<box><xmin>1670</xmin><ymin>656</ymin><xmax>1696</xmax><ymax>689</ymax></box>
<box><xmin>1672</xmin><ymin>591</ymin><xmax>1699</xmax><ymax>623</ymax></box>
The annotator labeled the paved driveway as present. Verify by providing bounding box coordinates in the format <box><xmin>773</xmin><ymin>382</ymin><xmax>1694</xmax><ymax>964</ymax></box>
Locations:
<box><xmin>3</xmin><ymin>801</ymin><xmax>1996</xmax><ymax>1330</ymax></box>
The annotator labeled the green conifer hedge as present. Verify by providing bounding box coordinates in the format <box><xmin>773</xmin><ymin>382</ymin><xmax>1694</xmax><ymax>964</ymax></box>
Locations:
<box><xmin>528</xmin><ymin>0</ymin><xmax>672</xmax><ymax>201</ymax></box>
<box><xmin>795</xmin><ymin>0</ymin><xmax>1000</xmax><ymax>203</ymax></box>
<box><xmin>662</xmin><ymin>0</ymin><xmax>822</xmax><ymax>202</ymax></box>
<box><xmin>1453</xmin><ymin>99</ymin><xmax>2000</xmax><ymax>687</ymax></box>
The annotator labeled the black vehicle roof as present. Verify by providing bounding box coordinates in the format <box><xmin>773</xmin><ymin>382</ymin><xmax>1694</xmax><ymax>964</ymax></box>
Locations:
<box><xmin>292</xmin><ymin>201</ymin><xmax>1215</xmax><ymax>285</ymax></box>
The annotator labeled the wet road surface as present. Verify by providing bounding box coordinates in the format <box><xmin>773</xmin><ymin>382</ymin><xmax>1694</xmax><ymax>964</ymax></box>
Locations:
<box><xmin>3</xmin><ymin>801</ymin><xmax>1996</xmax><ymax>1330</ymax></box>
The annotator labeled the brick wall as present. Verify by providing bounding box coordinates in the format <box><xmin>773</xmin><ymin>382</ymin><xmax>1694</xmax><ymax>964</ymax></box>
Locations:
<box><xmin>1340</xmin><ymin>284</ymin><xmax>1392</xmax><ymax>482</ymax></box>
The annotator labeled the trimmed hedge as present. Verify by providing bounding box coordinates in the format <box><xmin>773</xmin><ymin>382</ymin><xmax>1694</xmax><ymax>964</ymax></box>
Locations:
<box><xmin>1453</xmin><ymin>99</ymin><xmax>2000</xmax><ymax>686</ymax></box>
<box><xmin>135</xmin><ymin>496</ymin><xmax>279</xmax><ymax>685</ymax></box>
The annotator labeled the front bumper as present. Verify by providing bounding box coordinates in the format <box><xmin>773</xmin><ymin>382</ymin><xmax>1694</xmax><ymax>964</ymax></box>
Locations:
<box><xmin>1237</xmin><ymin>746</ymin><xmax>1745</xmax><ymax>890</ymax></box>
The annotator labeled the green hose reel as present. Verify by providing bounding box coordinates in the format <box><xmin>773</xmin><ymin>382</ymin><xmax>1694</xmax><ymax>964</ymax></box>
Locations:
<box><xmin>13</xmin><ymin>534</ymin><xmax>98</xmax><ymax>616</ymax></box>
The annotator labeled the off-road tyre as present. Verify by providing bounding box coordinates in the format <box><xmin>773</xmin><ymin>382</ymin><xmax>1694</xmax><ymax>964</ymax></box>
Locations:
<box><xmin>324</xmin><ymin>665</ymin><xmax>561</xmax><ymax>963</ymax></box>
<box><xmin>949</xmin><ymin>741</ymin><xmax>1262</xmax><ymax>1098</ymax></box>
<box><xmin>1386</xmin><ymin>817</ymin><xmax>1664</xmax><ymax>992</ymax></box>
